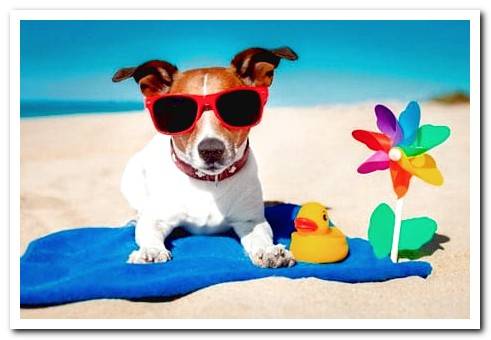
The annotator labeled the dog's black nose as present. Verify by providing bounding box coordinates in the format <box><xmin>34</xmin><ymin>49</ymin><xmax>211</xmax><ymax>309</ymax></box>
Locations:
<box><xmin>198</xmin><ymin>138</ymin><xmax>225</xmax><ymax>164</ymax></box>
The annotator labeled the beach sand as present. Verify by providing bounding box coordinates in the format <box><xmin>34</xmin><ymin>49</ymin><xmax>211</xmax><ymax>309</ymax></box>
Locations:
<box><xmin>20</xmin><ymin>102</ymin><xmax>470</xmax><ymax>319</ymax></box>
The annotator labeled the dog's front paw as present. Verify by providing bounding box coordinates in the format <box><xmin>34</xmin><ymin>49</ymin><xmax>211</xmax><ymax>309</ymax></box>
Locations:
<box><xmin>127</xmin><ymin>247</ymin><xmax>172</xmax><ymax>264</ymax></box>
<box><xmin>251</xmin><ymin>244</ymin><xmax>296</xmax><ymax>268</ymax></box>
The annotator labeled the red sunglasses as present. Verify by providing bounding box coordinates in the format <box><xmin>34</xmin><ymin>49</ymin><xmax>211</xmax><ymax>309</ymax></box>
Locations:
<box><xmin>145</xmin><ymin>86</ymin><xmax>269</xmax><ymax>135</ymax></box>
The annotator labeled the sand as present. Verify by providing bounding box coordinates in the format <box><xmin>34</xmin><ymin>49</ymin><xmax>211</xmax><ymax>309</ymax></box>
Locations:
<box><xmin>19</xmin><ymin>102</ymin><xmax>470</xmax><ymax>319</ymax></box>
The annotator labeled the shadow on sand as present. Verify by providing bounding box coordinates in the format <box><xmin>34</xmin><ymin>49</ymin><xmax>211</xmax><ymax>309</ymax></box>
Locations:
<box><xmin>398</xmin><ymin>233</ymin><xmax>450</xmax><ymax>260</ymax></box>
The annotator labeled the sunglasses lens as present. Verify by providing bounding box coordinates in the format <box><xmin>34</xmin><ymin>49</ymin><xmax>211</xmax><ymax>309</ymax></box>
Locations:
<box><xmin>152</xmin><ymin>96</ymin><xmax>198</xmax><ymax>134</ymax></box>
<box><xmin>216</xmin><ymin>90</ymin><xmax>262</xmax><ymax>127</ymax></box>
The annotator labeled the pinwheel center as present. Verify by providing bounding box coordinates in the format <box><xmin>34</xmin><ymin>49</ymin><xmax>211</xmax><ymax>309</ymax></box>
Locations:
<box><xmin>388</xmin><ymin>147</ymin><xmax>402</xmax><ymax>161</ymax></box>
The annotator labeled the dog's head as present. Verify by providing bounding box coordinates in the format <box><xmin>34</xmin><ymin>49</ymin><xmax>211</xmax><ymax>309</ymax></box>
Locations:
<box><xmin>113</xmin><ymin>47</ymin><xmax>297</xmax><ymax>175</ymax></box>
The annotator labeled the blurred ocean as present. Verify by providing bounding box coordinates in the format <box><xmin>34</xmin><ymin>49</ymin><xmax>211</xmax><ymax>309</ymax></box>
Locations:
<box><xmin>20</xmin><ymin>100</ymin><xmax>143</xmax><ymax>118</ymax></box>
<box><xmin>20</xmin><ymin>20</ymin><xmax>470</xmax><ymax>118</ymax></box>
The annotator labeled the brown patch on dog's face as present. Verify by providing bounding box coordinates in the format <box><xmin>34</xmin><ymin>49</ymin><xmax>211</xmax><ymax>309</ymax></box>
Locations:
<box><xmin>112</xmin><ymin>47</ymin><xmax>297</xmax><ymax>174</ymax></box>
<box><xmin>170</xmin><ymin>68</ymin><xmax>251</xmax><ymax>174</ymax></box>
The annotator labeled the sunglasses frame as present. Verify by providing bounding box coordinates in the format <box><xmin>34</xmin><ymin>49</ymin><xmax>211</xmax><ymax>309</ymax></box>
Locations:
<box><xmin>145</xmin><ymin>86</ymin><xmax>269</xmax><ymax>135</ymax></box>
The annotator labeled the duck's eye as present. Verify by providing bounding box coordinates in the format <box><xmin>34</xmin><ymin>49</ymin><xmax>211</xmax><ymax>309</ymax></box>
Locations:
<box><xmin>322</xmin><ymin>213</ymin><xmax>327</xmax><ymax>221</ymax></box>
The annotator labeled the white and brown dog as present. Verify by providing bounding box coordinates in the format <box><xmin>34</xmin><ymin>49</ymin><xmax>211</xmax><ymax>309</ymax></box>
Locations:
<box><xmin>113</xmin><ymin>47</ymin><xmax>297</xmax><ymax>268</ymax></box>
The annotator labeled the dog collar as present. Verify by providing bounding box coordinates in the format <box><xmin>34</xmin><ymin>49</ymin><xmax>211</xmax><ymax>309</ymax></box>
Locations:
<box><xmin>170</xmin><ymin>140</ymin><xmax>250</xmax><ymax>183</ymax></box>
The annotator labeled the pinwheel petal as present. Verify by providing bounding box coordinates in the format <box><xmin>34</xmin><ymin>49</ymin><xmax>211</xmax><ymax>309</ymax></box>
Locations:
<box><xmin>352</xmin><ymin>130</ymin><xmax>392</xmax><ymax>152</ymax></box>
<box><xmin>398</xmin><ymin>153</ymin><xmax>444</xmax><ymax>185</ymax></box>
<box><xmin>375</xmin><ymin>104</ymin><xmax>403</xmax><ymax>145</ymax></box>
<box><xmin>357</xmin><ymin>151</ymin><xmax>390</xmax><ymax>174</ymax></box>
<box><xmin>400</xmin><ymin>124</ymin><xmax>451</xmax><ymax>156</ymax></box>
<box><xmin>398</xmin><ymin>101</ymin><xmax>421</xmax><ymax>146</ymax></box>
<box><xmin>390</xmin><ymin>161</ymin><xmax>412</xmax><ymax>198</ymax></box>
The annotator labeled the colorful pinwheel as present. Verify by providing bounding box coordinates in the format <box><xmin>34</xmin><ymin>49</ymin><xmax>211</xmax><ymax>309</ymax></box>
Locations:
<box><xmin>353</xmin><ymin>101</ymin><xmax>450</xmax><ymax>262</ymax></box>
<box><xmin>352</xmin><ymin>101</ymin><xmax>450</xmax><ymax>198</ymax></box>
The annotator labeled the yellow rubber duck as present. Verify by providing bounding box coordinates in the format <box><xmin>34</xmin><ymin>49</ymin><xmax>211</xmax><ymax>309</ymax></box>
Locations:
<box><xmin>290</xmin><ymin>202</ymin><xmax>349</xmax><ymax>263</ymax></box>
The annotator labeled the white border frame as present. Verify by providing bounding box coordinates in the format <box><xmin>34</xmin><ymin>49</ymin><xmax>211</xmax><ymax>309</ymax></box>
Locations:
<box><xmin>10</xmin><ymin>9</ymin><xmax>481</xmax><ymax>330</ymax></box>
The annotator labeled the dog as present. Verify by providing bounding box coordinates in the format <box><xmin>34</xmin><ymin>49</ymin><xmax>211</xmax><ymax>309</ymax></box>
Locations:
<box><xmin>112</xmin><ymin>47</ymin><xmax>298</xmax><ymax>268</ymax></box>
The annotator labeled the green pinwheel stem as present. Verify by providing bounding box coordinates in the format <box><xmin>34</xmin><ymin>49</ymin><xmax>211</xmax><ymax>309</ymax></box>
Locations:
<box><xmin>368</xmin><ymin>203</ymin><xmax>438</xmax><ymax>259</ymax></box>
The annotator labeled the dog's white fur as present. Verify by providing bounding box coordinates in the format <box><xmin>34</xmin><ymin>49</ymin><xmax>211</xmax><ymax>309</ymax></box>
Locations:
<box><xmin>121</xmin><ymin>133</ymin><xmax>295</xmax><ymax>268</ymax></box>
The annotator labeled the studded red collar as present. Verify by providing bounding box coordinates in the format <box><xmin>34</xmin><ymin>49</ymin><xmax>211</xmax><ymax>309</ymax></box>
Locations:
<box><xmin>170</xmin><ymin>140</ymin><xmax>250</xmax><ymax>182</ymax></box>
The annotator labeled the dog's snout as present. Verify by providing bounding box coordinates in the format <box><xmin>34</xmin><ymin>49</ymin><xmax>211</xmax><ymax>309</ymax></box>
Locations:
<box><xmin>198</xmin><ymin>138</ymin><xmax>226</xmax><ymax>164</ymax></box>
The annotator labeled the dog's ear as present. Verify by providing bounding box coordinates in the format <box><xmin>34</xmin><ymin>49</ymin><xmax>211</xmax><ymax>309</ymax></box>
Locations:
<box><xmin>231</xmin><ymin>47</ymin><xmax>298</xmax><ymax>87</ymax></box>
<box><xmin>112</xmin><ymin>60</ymin><xmax>178</xmax><ymax>97</ymax></box>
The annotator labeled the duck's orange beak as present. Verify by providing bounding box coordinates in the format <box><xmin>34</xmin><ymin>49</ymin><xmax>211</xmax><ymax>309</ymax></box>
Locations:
<box><xmin>294</xmin><ymin>217</ymin><xmax>318</xmax><ymax>233</ymax></box>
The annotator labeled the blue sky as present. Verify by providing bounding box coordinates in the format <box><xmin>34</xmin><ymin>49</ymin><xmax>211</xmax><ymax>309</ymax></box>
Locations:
<box><xmin>20</xmin><ymin>20</ymin><xmax>470</xmax><ymax>106</ymax></box>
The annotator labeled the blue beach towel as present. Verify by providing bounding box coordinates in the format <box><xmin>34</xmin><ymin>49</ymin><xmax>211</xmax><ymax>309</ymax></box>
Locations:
<box><xmin>21</xmin><ymin>204</ymin><xmax>432</xmax><ymax>306</ymax></box>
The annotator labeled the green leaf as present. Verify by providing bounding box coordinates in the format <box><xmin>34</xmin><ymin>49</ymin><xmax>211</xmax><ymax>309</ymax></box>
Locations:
<box><xmin>399</xmin><ymin>217</ymin><xmax>437</xmax><ymax>250</ymax></box>
<box><xmin>401</xmin><ymin>124</ymin><xmax>451</xmax><ymax>156</ymax></box>
<box><xmin>367</xmin><ymin>203</ymin><xmax>438</xmax><ymax>258</ymax></box>
<box><xmin>368</xmin><ymin>203</ymin><xmax>394</xmax><ymax>258</ymax></box>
